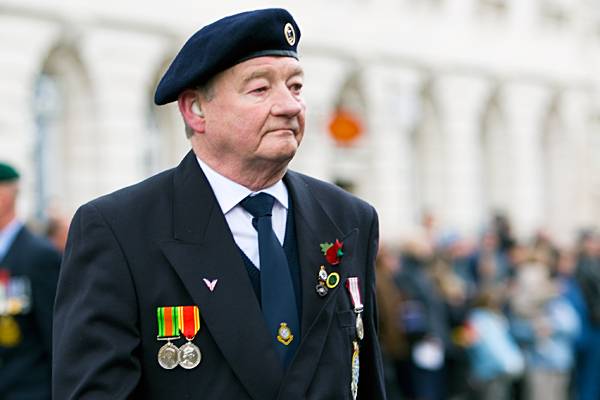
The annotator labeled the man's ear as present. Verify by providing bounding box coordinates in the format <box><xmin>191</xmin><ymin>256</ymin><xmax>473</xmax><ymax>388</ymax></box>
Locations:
<box><xmin>178</xmin><ymin>90</ymin><xmax>206</xmax><ymax>134</ymax></box>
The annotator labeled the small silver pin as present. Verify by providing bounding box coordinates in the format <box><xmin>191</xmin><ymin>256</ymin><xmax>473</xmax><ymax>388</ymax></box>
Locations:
<box><xmin>203</xmin><ymin>278</ymin><xmax>218</xmax><ymax>292</ymax></box>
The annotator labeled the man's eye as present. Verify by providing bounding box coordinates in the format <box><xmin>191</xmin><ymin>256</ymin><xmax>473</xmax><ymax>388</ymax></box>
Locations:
<box><xmin>290</xmin><ymin>83</ymin><xmax>303</xmax><ymax>93</ymax></box>
<box><xmin>251</xmin><ymin>86</ymin><xmax>268</xmax><ymax>94</ymax></box>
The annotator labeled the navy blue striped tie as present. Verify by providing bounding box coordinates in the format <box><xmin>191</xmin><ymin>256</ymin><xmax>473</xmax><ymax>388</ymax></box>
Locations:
<box><xmin>240</xmin><ymin>193</ymin><xmax>299</xmax><ymax>367</ymax></box>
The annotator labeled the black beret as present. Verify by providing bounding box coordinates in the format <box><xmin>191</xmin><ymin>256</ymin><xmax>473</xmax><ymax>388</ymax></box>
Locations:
<box><xmin>0</xmin><ymin>162</ymin><xmax>19</xmax><ymax>182</ymax></box>
<box><xmin>154</xmin><ymin>8</ymin><xmax>301</xmax><ymax>105</ymax></box>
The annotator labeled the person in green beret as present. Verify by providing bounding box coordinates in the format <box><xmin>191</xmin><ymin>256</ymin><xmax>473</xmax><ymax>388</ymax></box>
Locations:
<box><xmin>0</xmin><ymin>161</ymin><xmax>61</xmax><ymax>399</ymax></box>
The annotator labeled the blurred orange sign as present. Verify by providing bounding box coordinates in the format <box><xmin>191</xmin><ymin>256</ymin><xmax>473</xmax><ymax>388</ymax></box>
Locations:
<box><xmin>328</xmin><ymin>109</ymin><xmax>363</xmax><ymax>145</ymax></box>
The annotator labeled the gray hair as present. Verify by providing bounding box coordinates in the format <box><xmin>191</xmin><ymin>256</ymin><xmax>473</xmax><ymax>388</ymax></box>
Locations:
<box><xmin>183</xmin><ymin>79</ymin><xmax>216</xmax><ymax>139</ymax></box>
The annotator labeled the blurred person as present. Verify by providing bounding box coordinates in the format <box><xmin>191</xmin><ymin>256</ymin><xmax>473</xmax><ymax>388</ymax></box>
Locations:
<box><xmin>44</xmin><ymin>214</ymin><xmax>70</xmax><ymax>253</ymax></box>
<box><xmin>509</xmin><ymin>248</ymin><xmax>580</xmax><ymax>400</ymax></box>
<box><xmin>491</xmin><ymin>213</ymin><xmax>516</xmax><ymax>253</ymax></box>
<box><xmin>395</xmin><ymin>240</ymin><xmax>448</xmax><ymax>400</ymax></box>
<box><xmin>0</xmin><ymin>162</ymin><xmax>61</xmax><ymax>399</ymax></box>
<box><xmin>572</xmin><ymin>230</ymin><xmax>600</xmax><ymax>400</ymax></box>
<box><xmin>470</xmin><ymin>229</ymin><xmax>512</xmax><ymax>292</ymax></box>
<box><xmin>464</xmin><ymin>288</ymin><xmax>524</xmax><ymax>400</ymax></box>
<box><xmin>52</xmin><ymin>8</ymin><xmax>386</xmax><ymax>400</ymax></box>
<box><xmin>375</xmin><ymin>245</ymin><xmax>407</xmax><ymax>399</ymax></box>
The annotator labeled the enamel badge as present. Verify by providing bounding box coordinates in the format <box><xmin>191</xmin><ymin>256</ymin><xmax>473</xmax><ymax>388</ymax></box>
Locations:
<box><xmin>277</xmin><ymin>322</ymin><xmax>294</xmax><ymax>346</ymax></box>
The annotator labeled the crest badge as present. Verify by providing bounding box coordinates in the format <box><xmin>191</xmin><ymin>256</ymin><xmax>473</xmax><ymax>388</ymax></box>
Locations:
<box><xmin>284</xmin><ymin>23</ymin><xmax>296</xmax><ymax>46</ymax></box>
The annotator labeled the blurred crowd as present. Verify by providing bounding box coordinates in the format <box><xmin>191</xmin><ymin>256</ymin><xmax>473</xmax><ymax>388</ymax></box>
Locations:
<box><xmin>377</xmin><ymin>213</ymin><xmax>600</xmax><ymax>400</ymax></box>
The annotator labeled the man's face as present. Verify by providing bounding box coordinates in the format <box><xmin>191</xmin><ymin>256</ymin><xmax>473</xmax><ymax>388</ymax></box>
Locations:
<box><xmin>199</xmin><ymin>56</ymin><xmax>305</xmax><ymax>170</ymax></box>
<box><xmin>0</xmin><ymin>182</ymin><xmax>17</xmax><ymax>219</ymax></box>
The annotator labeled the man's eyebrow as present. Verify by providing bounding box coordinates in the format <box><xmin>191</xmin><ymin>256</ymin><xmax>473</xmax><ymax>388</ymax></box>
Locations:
<box><xmin>242</xmin><ymin>69</ymin><xmax>272</xmax><ymax>84</ymax></box>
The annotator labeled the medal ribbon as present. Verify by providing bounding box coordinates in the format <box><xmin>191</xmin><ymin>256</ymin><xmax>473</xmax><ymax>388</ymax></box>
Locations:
<box><xmin>157</xmin><ymin>306</ymin><xmax>181</xmax><ymax>338</ymax></box>
<box><xmin>178</xmin><ymin>305</ymin><xmax>200</xmax><ymax>340</ymax></box>
<box><xmin>345</xmin><ymin>277</ymin><xmax>363</xmax><ymax>312</ymax></box>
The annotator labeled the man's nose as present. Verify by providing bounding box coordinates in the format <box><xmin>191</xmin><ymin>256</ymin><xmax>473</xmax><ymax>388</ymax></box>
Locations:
<box><xmin>271</xmin><ymin>86</ymin><xmax>303</xmax><ymax>117</ymax></box>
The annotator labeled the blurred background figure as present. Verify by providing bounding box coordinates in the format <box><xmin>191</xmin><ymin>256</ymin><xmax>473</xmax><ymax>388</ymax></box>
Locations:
<box><xmin>44</xmin><ymin>213</ymin><xmax>70</xmax><ymax>254</ymax></box>
<box><xmin>0</xmin><ymin>162</ymin><xmax>61</xmax><ymax>399</ymax></box>
<box><xmin>572</xmin><ymin>230</ymin><xmax>600</xmax><ymax>400</ymax></box>
<box><xmin>509</xmin><ymin>248</ymin><xmax>580</xmax><ymax>400</ymax></box>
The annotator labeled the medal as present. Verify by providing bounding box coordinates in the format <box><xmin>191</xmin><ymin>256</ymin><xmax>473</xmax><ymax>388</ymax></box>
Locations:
<box><xmin>356</xmin><ymin>313</ymin><xmax>364</xmax><ymax>340</ymax></box>
<box><xmin>318</xmin><ymin>265</ymin><xmax>328</xmax><ymax>281</ymax></box>
<box><xmin>277</xmin><ymin>322</ymin><xmax>294</xmax><ymax>346</ymax></box>
<box><xmin>351</xmin><ymin>340</ymin><xmax>360</xmax><ymax>400</ymax></box>
<box><xmin>178</xmin><ymin>305</ymin><xmax>202</xmax><ymax>369</ymax></box>
<box><xmin>179</xmin><ymin>341</ymin><xmax>202</xmax><ymax>369</ymax></box>
<box><xmin>156</xmin><ymin>306</ymin><xmax>181</xmax><ymax>370</ymax></box>
<box><xmin>346</xmin><ymin>277</ymin><xmax>365</xmax><ymax>341</ymax></box>
<box><xmin>316</xmin><ymin>283</ymin><xmax>328</xmax><ymax>297</ymax></box>
<box><xmin>158</xmin><ymin>341</ymin><xmax>180</xmax><ymax>369</ymax></box>
<box><xmin>0</xmin><ymin>315</ymin><xmax>21</xmax><ymax>347</ymax></box>
<box><xmin>316</xmin><ymin>265</ymin><xmax>330</xmax><ymax>297</ymax></box>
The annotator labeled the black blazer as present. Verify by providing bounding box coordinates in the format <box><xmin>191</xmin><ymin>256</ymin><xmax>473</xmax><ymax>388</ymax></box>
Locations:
<box><xmin>53</xmin><ymin>151</ymin><xmax>386</xmax><ymax>399</ymax></box>
<box><xmin>0</xmin><ymin>225</ymin><xmax>61</xmax><ymax>399</ymax></box>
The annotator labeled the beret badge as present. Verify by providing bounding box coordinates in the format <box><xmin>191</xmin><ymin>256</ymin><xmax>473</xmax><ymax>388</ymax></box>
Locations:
<box><xmin>284</xmin><ymin>22</ymin><xmax>296</xmax><ymax>46</ymax></box>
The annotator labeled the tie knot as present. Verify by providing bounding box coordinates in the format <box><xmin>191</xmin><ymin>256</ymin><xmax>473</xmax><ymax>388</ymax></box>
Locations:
<box><xmin>240</xmin><ymin>193</ymin><xmax>275</xmax><ymax>219</ymax></box>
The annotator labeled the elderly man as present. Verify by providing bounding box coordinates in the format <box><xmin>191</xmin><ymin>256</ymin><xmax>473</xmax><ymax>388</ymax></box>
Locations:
<box><xmin>53</xmin><ymin>8</ymin><xmax>386</xmax><ymax>399</ymax></box>
<box><xmin>0</xmin><ymin>162</ymin><xmax>61</xmax><ymax>399</ymax></box>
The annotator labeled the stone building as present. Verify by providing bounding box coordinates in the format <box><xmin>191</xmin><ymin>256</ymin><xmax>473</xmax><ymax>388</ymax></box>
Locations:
<box><xmin>0</xmin><ymin>0</ymin><xmax>599</xmax><ymax>245</ymax></box>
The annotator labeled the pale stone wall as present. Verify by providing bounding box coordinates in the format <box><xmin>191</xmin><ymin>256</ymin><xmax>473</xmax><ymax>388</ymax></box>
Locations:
<box><xmin>0</xmin><ymin>0</ymin><xmax>598</xmax><ymax>245</ymax></box>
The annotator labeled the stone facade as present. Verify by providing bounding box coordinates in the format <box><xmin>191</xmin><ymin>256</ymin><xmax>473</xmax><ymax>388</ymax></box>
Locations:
<box><xmin>0</xmin><ymin>0</ymin><xmax>598</xmax><ymax>245</ymax></box>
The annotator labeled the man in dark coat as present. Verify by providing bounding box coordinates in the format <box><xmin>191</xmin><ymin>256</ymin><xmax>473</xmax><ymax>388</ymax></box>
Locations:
<box><xmin>53</xmin><ymin>8</ymin><xmax>386</xmax><ymax>400</ymax></box>
<box><xmin>0</xmin><ymin>162</ymin><xmax>61</xmax><ymax>399</ymax></box>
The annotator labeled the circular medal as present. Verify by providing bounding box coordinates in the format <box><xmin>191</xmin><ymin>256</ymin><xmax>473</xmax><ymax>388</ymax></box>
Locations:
<box><xmin>356</xmin><ymin>313</ymin><xmax>364</xmax><ymax>340</ymax></box>
<box><xmin>179</xmin><ymin>341</ymin><xmax>202</xmax><ymax>369</ymax></box>
<box><xmin>316</xmin><ymin>282</ymin><xmax>328</xmax><ymax>297</ymax></box>
<box><xmin>326</xmin><ymin>272</ymin><xmax>340</xmax><ymax>289</ymax></box>
<box><xmin>157</xmin><ymin>341</ymin><xmax>180</xmax><ymax>370</ymax></box>
<box><xmin>318</xmin><ymin>266</ymin><xmax>328</xmax><ymax>281</ymax></box>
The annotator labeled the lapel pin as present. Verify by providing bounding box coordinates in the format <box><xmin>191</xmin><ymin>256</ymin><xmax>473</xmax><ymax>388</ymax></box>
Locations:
<box><xmin>203</xmin><ymin>278</ymin><xmax>218</xmax><ymax>292</ymax></box>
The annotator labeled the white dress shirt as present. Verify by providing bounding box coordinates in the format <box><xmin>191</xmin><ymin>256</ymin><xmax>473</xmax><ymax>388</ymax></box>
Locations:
<box><xmin>197</xmin><ymin>157</ymin><xmax>288</xmax><ymax>270</ymax></box>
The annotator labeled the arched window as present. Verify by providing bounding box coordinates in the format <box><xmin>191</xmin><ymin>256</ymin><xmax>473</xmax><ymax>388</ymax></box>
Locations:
<box><xmin>32</xmin><ymin>45</ymin><xmax>93</xmax><ymax>220</ymax></box>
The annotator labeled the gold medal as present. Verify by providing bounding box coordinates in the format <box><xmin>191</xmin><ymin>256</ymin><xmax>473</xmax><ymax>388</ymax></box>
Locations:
<box><xmin>0</xmin><ymin>316</ymin><xmax>21</xmax><ymax>347</ymax></box>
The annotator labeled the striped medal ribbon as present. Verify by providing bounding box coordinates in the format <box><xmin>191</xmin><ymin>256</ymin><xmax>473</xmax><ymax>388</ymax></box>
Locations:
<box><xmin>177</xmin><ymin>306</ymin><xmax>202</xmax><ymax>369</ymax></box>
<box><xmin>156</xmin><ymin>306</ymin><xmax>182</xmax><ymax>369</ymax></box>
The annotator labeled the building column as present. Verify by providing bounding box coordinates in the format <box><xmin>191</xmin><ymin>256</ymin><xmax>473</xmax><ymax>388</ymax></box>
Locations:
<box><xmin>363</xmin><ymin>65</ymin><xmax>423</xmax><ymax>243</ymax></box>
<box><xmin>83</xmin><ymin>27</ymin><xmax>170</xmax><ymax>195</ymax></box>
<box><xmin>434</xmin><ymin>74</ymin><xmax>491</xmax><ymax>236</ymax></box>
<box><xmin>553</xmin><ymin>90</ymin><xmax>590</xmax><ymax>244</ymax></box>
<box><xmin>501</xmin><ymin>82</ymin><xmax>551</xmax><ymax>240</ymax></box>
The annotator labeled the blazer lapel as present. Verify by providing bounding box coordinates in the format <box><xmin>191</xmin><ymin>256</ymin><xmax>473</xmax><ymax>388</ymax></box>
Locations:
<box><xmin>158</xmin><ymin>151</ymin><xmax>283</xmax><ymax>400</ymax></box>
<box><xmin>282</xmin><ymin>172</ymin><xmax>358</xmax><ymax>391</ymax></box>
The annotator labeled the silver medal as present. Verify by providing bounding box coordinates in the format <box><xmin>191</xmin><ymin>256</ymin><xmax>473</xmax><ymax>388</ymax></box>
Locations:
<box><xmin>179</xmin><ymin>341</ymin><xmax>202</xmax><ymax>369</ymax></box>
<box><xmin>316</xmin><ymin>282</ymin><xmax>328</xmax><ymax>297</ymax></box>
<box><xmin>158</xmin><ymin>341</ymin><xmax>180</xmax><ymax>370</ymax></box>
<box><xmin>356</xmin><ymin>313</ymin><xmax>364</xmax><ymax>340</ymax></box>
<box><xmin>318</xmin><ymin>266</ymin><xmax>328</xmax><ymax>281</ymax></box>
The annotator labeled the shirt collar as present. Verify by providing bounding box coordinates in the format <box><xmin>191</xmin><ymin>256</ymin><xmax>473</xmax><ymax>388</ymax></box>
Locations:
<box><xmin>0</xmin><ymin>218</ymin><xmax>23</xmax><ymax>261</ymax></box>
<box><xmin>196</xmin><ymin>157</ymin><xmax>288</xmax><ymax>214</ymax></box>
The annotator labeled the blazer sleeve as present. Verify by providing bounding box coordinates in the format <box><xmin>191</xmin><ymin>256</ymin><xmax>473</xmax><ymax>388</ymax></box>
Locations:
<box><xmin>30</xmin><ymin>242</ymin><xmax>61</xmax><ymax>356</ymax></box>
<box><xmin>358</xmin><ymin>206</ymin><xmax>387</xmax><ymax>399</ymax></box>
<box><xmin>53</xmin><ymin>203</ymin><xmax>141</xmax><ymax>399</ymax></box>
